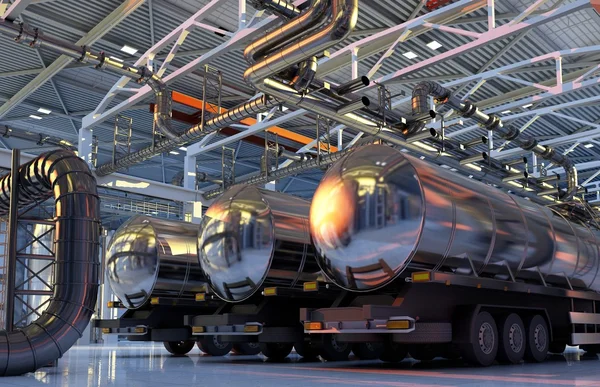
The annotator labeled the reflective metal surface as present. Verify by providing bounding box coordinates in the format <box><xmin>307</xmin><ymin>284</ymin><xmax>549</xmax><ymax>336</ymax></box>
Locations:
<box><xmin>199</xmin><ymin>185</ymin><xmax>318</xmax><ymax>302</ymax></box>
<box><xmin>310</xmin><ymin>144</ymin><xmax>600</xmax><ymax>292</ymax></box>
<box><xmin>0</xmin><ymin>150</ymin><xmax>101</xmax><ymax>376</ymax></box>
<box><xmin>106</xmin><ymin>215</ymin><xmax>205</xmax><ymax>309</ymax></box>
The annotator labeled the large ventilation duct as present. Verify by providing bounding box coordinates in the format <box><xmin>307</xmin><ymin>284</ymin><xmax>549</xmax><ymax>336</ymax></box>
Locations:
<box><xmin>309</xmin><ymin>144</ymin><xmax>600</xmax><ymax>293</ymax></box>
<box><xmin>411</xmin><ymin>81</ymin><xmax>579</xmax><ymax>201</ymax></box>
<box><xmin>0</xmin><ymin>150</ymin><xmax>100</xmax><ymax>376</ymax></box>
<box><xmin>0</xmin><ymin>19</ymin><xmax>179</xmax><ymax>142</ymax></box>
<box><xmin>106</xmin><ymin>215</ymin><xmax>206</xmax><ymax>309</ymax></box>
<box><xmin>198</xmin><ymin>185</ymin><xmax>319</xmax><ymax>302</ymax></box>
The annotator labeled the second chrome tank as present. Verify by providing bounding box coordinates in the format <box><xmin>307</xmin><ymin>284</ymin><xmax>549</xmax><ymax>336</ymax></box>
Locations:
<box><xmin>309</xmin><ymin>144</ymin><xmax>600</xmax><ymax>292</ymax></box>
<box><xmin>198</xmin><ymin>185</ymin><xmax>319</xmax><ymax>302</ymax></box>
<box><xmin>106</xmin><ymin>215</ymin><xmax>205</xmax><ymax>309</ymax></box>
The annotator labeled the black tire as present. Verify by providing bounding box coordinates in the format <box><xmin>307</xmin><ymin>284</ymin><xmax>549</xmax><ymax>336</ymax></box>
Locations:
<box><xmin>232</xmin><ymin>342</ymin><xmax>261</xmax><ymax>356</ymax></box>
<box><xmin>549</xmin><ymin>342</ymin><xmax>567</xmax><ymax>354</ymax></box>
<box><xmin>260</xmin><ymin>342</ymin><xmax>293</xmax><ymax>360</ymax></box>
<box><xmin>379</xmin><ymin>342</ymin><xmax>408</xmax><ymax>363</ymax></box>
<box><xmin>460</xmin><ymin>311</ymin><xmax>498</xmax><ymax>366</ymax></box>
<box><xmin>497</xmin><ymin>313</ymin><xmax>526</xmax><ymax>364</ymax></box>
<box><xmin>164</xmin><ymin>340</ymin><xmax>195</xmax><ymax>356</ymax></box>
<box><xmin>320</xmin><ymin>334</ymin><xmax>351</xmax><ymax>361</ymax></box>
<box><xmin>524</xmin><ymin>314</ymin><xmax>549</xmax><ymax>362</ymax></box>
<box><xmin>352</xmin><ymin>342</ymin><xmax>384</xmax><ymax>360</ymax></box>
<box><xmin>294</xmin><ymin>340</ymin><xmax>320</xmax><ymax>359</ymax></box>
<box><xmin>197</xmin><ymin>335</ymin><xmax>233</xmax><ymax>356</ymax></box>
<box><xmin>408</xmin><ymin>344</ymin><xmax>436</xmax><ymax>361</ymax></box>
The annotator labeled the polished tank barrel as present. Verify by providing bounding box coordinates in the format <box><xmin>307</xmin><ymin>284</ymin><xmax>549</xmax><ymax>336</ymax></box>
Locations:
<box><xmin>106</xmin><ymin>215</ymin><xmax>205</xmax><ymax>309</ymax></box>
<box><xmin>198</xmin><ymin>185</ymin><xmax>319</xmax><ymax>302</ymax></box>
<box><xmin>310</xmin><ymin>144</ymin><xmax>600</xmax><ymax>292</ymax></box>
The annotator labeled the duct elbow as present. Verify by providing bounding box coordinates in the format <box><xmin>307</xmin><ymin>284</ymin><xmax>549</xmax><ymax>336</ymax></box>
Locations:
<box><xmin>408</xmin><ymin>81</ymin><xmax>453</xmax><ymax>135</ymax></box>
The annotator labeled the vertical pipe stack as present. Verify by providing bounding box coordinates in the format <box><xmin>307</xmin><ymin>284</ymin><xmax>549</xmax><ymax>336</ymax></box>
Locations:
<box><xmin>0</xmin><ymin>150</ymin><xmax>101</xmax><ymax>376</ymax></box>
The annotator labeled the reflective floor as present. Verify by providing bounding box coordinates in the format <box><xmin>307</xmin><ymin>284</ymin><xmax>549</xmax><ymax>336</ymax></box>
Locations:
<box><xmin>2</xmin><ymin>343</ymin><xmax>600</xmax><ymax>387</ymax></box>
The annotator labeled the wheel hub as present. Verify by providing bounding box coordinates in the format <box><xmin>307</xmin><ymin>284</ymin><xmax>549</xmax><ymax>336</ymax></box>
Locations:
<box><xmin>534</xmin><ymin>324</ymin><xmax>547</xmax><ymax>352</ymax></box>
<box><xmin>212</xmin><ymin>336</ymin><xmax>229</xmax><ymax>349</ymax></box>
<box><xmin>330</xmin><ymin>336</ymin><xmax>347</xmax><ymax>352</ymax></box>
<box><xmin>479</xmin><ymin>322</ymin><xmax>495</xmax><ymax>355</ymax></box>
<box><xmin>509</xmin><ymin>323</ymin><xmax>523</xmax><ymax>353</ymax></box>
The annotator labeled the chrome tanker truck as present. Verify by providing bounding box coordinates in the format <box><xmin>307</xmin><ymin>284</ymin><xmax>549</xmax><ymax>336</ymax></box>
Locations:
<box><xmin>299</xmin><ymin>144</ymin><xmax>600</xmax><ymax>366</ymax></box>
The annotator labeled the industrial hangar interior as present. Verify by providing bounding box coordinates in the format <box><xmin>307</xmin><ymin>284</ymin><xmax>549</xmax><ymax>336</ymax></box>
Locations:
<box><xmin>1</xmin><ymin>0</ymin><xmax>600</xmax><ymax>385</ymax></box>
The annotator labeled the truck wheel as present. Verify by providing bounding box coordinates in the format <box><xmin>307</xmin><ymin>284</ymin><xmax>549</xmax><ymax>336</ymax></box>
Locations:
<box><xmin>549</xmin><ymin>342</ymin><xmax>566</xmax><ymax>354</ymax></box>
<box><xmin>379</xmin><ymin>342</ymin><xmax>408</xmax><ymax>363</ymax></box>
<box><xmin>197</xmin><ymin>335</ymin><xmax>233</xmax><ymax>356</ymax></box>
<box><xmin>460</xmin><ymin>311</ymin><xmax>498</xmax><ymax>366</ymax></box>
<box><xmin>524</xmin><ymin>315</ymin><xmax>549</xmax><ymax>362</ymax></box>
<box><xmin>497</xmin><ymin>313</ymin><xmax>526</xmax><ymax>364</ymax></box>
<box><xmin>294</xmin><ymin>340</ymin><xmax>319</xmax><ymax>359</ymax></box>
<box><xmin>320</xmin><ymin>334</ymin><xmax>351</xmax><ymax>361</ymax></box>
<box><xmin>164</xmin><ymin>340</ymin><xmax>195</xmax><ymax>356</ymax></box>
<box><xmin>352</xmin><ymin>342</ymin><xmax>384</xmax><ymax>360</ymax></box>
<box><xmin>260</xmin><ymin>342</ymin><xmax>293</xmax><ymax>360</ymax></box>
<box><xmin>232</xmin><ymin>343</ymin><xmax>261</xmax><ymax>355</ymax></box>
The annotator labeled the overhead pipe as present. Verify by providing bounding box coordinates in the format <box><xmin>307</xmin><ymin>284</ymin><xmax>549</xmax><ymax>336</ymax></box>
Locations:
<box><xmin>0</xmin><ymin>150</ymin><xmax>100</xmax><ymax>375</ymax></box>
<box><xmin>238</xmin><ymin>0</ymin><xmax>545</xmax><ymax>204</ymax></box>
<box><xmin>461</xmin><ymin>135</ymin><xmax>488</xmax><ymax>149</ymax></box>
<box><xmin>336</xmin><ymin>96</ymin><xmax>370</xmax><ymax>115</ymax></box>
<box><xmin>411</xmin><ymin>81</ymin><xmax>579</xmax><ymax>201</ymax></box>
<box><xmin>95</xmin><ymin>95</ymin><xmax>273</xmax><ymax>175</ymax></box>
<box><xmin>278</xmin><ymin>145</ymin><xmax>313</xmax><ymax>162</ymax></box>
<box><xmin>2</xmin><ymin>125</ymin><xmax>77</xmax><ymax>151</ymax></box>
<box><xmin>336</xmin><ymin>76</ymin><xmax>371</xmax><ymax>96</ymax></box>
<box><xmin>0</xmin><ymin>19</ymin><xmax>180</xmax><ymax>142</ymax></box>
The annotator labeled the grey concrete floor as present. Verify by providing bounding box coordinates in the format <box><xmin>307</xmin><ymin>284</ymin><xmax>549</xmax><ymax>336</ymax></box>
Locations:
<box><xmin>1</xmin><ymin>343</ymin><xmax>600</xmax><ymax>386</ymax></box>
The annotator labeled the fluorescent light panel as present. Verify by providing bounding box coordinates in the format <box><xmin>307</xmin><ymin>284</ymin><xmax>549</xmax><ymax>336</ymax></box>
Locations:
<box><xmin>120</xmin><ymin>45</ymin><xmax>138</xmax><ymax>55</ymax></box>
<box><xmin>402</xmin><ymin>51</ymin><xmax>418</xmax><ymax>59</ymax></box>
<box><xmin>522</xmin><ymin>103</ymin><xmax>533</xmax><ymax>109</ymax></box>
<box><xmin>29</xmin><ymin>115</ymin><xmax>43</xmax><ymax>120</ymax></box>
<box><xmin>585</xmin><ymin>143</ymin><xmax>595</xmax><ymax>148</ymax></box>
<box><xmin>109</xmin><ymin>56</ymin><xmax>124</xmax><ymax>62</ymax></box>
<box><xmin>501</xmin><ymin>110</ymin><xmax>512</xmax><ymax>114</ymax></box>
<box><xmin>426</xmin><ymin>40</ymin><xmax>442</xmax><ymax>50</ymax></box>
<box><xmin>179</xmin><ymin>146</ymin><xmax>188</xmax><ymax>151</ymax></box>
<box><xmin>169</xmin><ymin>151</ymin><xmax>179</xmax><ymax>155</ymax></box>
<box><xmin>37</xmin><ymin>107</ymin><xmax>52</xmax><ymax>114</ymax></box>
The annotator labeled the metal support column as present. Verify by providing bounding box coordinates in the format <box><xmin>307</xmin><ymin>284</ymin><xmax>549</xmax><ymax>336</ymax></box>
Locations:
<box><xmin>4</xmin><ymin>149</ymin><xmax>19</xmax><ymax>330</ymax></box>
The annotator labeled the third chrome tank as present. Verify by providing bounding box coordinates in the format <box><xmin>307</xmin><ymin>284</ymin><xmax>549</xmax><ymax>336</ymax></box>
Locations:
<box><xmin>198</xmin><ymin>185</ymin><xmax>319</xmax><ymax>302</ymax></box>
<box><xmin>309</xmin><ymin>144</ymin><xmax>600</xmax><ymax>292</ymax></box>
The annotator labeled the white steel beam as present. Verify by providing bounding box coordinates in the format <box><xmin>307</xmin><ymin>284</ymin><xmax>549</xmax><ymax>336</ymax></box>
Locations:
<box><xmin>82</xmin><ymin>0</ymin><xmax>307</xmax><ymax>131</ymax></box>
<box><xmin>186</xmin><ymin>110</ymin><xmax>306</xmax><ymax>157</ymax></box>
<box><xmin>0</xmin><ymin>0</ymin><xmax>146</xmax><ymax>120</ymax></box>
<box><xmin>369</xmin><ymin>0</ymin><xmax>589</xmax><ymax>88</ymax></box>
<box><xmin>1</xmin><ymin>0</ymin><xmax>34</xmax><ymax>20</ymax></box>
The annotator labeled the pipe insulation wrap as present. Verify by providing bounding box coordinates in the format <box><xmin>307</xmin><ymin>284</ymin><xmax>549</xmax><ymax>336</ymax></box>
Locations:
<box><xmin>0</xmin><ymin>150</ymin><xmax>100</xmax><ymax>376</ymax></box>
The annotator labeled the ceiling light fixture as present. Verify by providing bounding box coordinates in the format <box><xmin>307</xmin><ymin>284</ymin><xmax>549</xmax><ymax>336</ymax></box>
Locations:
<box><xmin>29</xmin><ymin>115</ymin><xmax>43</xmax><ymax>120</ymax></box>
<box><xmin>501</xmin><ymin>110</ymin><xmax>512</xmax><ymax>114</ymax></box>
<box><xmin>426</xmin><ymin>40</ymin><xmax>442</xmax><ymax>50</ymax></box>
<box><xmin>179</xmin><ymin>146</ymin><xmax>188</xmax><ymax>151</ymax></box>
<box><xmin>169</xmin><ymin>151</ymin><xmax>179</xmax><ymax>155</ymax></box>
<box><xmin>37</xmin><ymin>107</ymin><xmax>52</xmax><ymax>114</ymax></box>
<box><xmin>120</xmin><ymin>45</ymin><xmax>138</xmax><ymax>55</ymax></box>
<box><xmin>402</xmin><ymin>51</ymin><xmax>418</xmax><ymax>59</ymax></box>
<box><xmin>585</xmin><ymin>143</ymin><xmax>595</xmax><ymax>148</ymax></box>
<box><xmin>522</xmin><ymin>103</ymin><xmax>533</xmax><ymax>109</ymax></box>
<box><xmin>109</xmin><ymin>56</ymin><xmax>124</xmax><ymax>62</ymax></box>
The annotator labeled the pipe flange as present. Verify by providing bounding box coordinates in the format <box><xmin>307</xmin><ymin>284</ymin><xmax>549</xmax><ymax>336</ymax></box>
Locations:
<box><xmin>79</xmin><ymin>45</ymin><xmax>92</xmax><ymax>63</ymax></box>
<box><xmin>3</xmin><ymin>125</ymin><xmax>11</xmax><ymax>138</ymax></box>
<box><xmin>461</xmin><ymin>102</ymin><xmax>478</xmax><ymax>118</ymax></box>
<box><xmin>504</xmin><ymin>126</ymin><xmax>520</xmax><ymax>141</ymax></box>
<box><xmin>520</xmin><ymin>138</ymin><xmax>538</xmax><ymax>150</ymax></box>
<box><xmin>137</xmin><ymin>66</ymin><xmax>153</xmax><ymax>84</ymax></box>
<box><xmin>94</xmin><ymin>51</ymin><xmax>107</xmax><ymax>70</ymax></box>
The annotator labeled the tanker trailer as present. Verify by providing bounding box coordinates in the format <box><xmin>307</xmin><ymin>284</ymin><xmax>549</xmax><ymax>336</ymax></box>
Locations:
<box><xmin>191</xmin><ymin>185</ymin><xmax>355</xmax><ymax>361</ymax></box>
<box><xmin>96</xmin><ymin>215</ymin><xmax>255</xmax><ymax>356</ymax></box>
<box><xmin>301</xmin><ymin>143</ymin><xmax>600</xmax><ymax>366</ymax></box>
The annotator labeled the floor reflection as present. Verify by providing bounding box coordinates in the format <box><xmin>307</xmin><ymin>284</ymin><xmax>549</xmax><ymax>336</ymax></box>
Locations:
<box><xmin>0</xmin><ymin>343</ymin><xmax>598</xmax><ymax>387</ymax></box>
